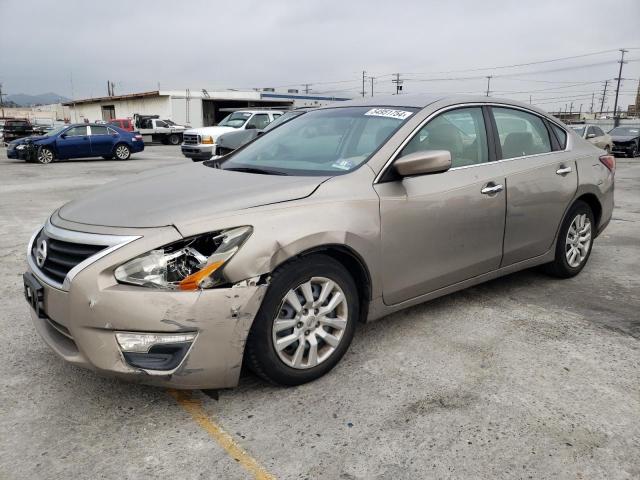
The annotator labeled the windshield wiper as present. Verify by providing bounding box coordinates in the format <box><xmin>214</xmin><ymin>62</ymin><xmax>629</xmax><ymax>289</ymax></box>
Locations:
<box><xmin>224</xmin><ymin>167</ymin><xmax>288</xmax><ymax>176</ymax></box>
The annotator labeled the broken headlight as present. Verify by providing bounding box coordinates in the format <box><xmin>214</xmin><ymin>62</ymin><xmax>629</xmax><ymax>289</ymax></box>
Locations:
<box><xmin>114</xmin><ymin>226</ymin><xmax>252</xmax><ymax>290</ymax></box>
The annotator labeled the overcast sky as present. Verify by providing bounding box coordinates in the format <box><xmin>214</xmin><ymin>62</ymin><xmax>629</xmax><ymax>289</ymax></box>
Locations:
<box><xmin>1</xmin><ymin>0</ymin><xmax>639</xmax><ymax>112</ymax></box>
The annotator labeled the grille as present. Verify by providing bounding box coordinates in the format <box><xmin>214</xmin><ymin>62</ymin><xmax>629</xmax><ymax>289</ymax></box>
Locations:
<box><xmin>183</xmin><ymin>133</ymin><xmax>200</xmax><ymax>145</ymax></box>
<box><xmin>32</xmin><ymin>230</ymin><xmax>107</xmax><ymax>284</ymax></box>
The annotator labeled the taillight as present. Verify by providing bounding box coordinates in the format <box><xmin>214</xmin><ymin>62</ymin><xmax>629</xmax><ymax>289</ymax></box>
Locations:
<box><xmin>599</xmin><ymin>154</ymin><xmax>615</xmax><ymax>174</ymax></box>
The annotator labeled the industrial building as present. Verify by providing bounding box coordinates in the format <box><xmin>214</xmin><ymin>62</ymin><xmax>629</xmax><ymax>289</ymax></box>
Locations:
<box><xmin>63</xmin><ymin>89</ymin><xmax>350</xmax><ymax>127</ymax></box>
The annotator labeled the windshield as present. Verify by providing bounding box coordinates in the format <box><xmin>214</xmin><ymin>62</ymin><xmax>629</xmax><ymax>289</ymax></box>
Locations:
<box><xmin>218</xmin><ymin>112</ymin><xmax>253</xmax><ymax>128</ymax></box>
<box><xmin>44</xmin><ymin>126</ymin><xmax>68</xmax><ymax>137</ymax></box>
<box><xmin>263</xmin><ymin>111</ymin><xmax>305</xmax><ymax>132</ymax></box>
<box><xmin>219</xmin><ymin>106</ymin><xmax>416</xmax><ymax>176</ymax></box>
<box><xmin>571</xmin><ymin>126</ymin><xmax>586</xmax><ymax>136</ymax></box>
<box><xmin>609</xmin><ymin>127</ymin><xmax>639</xmax><ymax>136</ymax></box>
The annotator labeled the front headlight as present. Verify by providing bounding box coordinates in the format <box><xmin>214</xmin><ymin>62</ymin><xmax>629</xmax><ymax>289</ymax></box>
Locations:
<box><xmin>201</xmin><ymin>135</ymin><xmax>215</xmax><ymax>144</ymax></box>
<box><xmin>114</xmin><ymin>226</ymin><xmax>252</xmax><ymax>290</ymax></box>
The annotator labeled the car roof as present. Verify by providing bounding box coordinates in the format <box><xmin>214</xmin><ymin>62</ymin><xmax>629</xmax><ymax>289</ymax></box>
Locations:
<box><xmin>319</xmin><ymin>93</ymin><xmax>561</xmax><ymax>121</ymax></box>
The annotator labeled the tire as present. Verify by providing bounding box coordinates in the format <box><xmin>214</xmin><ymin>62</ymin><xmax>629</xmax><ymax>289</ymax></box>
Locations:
<box><xmin>168</xmin><ymin>133</ymin><xmax>181</xmax><ymax>145</ymax></box>
<box><xmin>245</xmin><ymin>254</ymin><xmax>359</xmax><ymax>386</ymax></box>
<box><xmin>102</xmin><ymin>155</ymin><xmax>113</xmax><ymax>160</ymax></box>
<box><xmin>114</xmin><ymin>144</ymin><xmax>131</xmax><ymax>160</ymax></box>
<box><xmin>36</xmin><ymin>146</ymin><xmax>54</xmax><ymax>164</ymax></box>
<box><xmin>544</xmin><ymin>200</ymin><xmax>595</xmax><ymax>278</ymax></box>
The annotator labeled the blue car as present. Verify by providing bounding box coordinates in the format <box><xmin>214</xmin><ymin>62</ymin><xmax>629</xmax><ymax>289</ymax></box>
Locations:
<box><xmin>6</xmin><ymin>123</ymin><xmax>144</xmax><ymax>164</ymax></box>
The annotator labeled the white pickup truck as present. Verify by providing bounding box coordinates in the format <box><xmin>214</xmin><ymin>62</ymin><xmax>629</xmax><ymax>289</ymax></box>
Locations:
<box><xmin>134</xmin><ymin>114</ymin><xmax>187</xmax><ymax>145</ymax></box>
<box><xmin>181</xmin><ymin>110</ymin><xmax>283</xmax><ymax>161</ymax></box>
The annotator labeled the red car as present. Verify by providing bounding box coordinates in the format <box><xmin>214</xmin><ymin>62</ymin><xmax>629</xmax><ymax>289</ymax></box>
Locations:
<box><xmin>108</xmin><ymin>118</ymin><xmax>134</xmax><ymax>132</ymax></box>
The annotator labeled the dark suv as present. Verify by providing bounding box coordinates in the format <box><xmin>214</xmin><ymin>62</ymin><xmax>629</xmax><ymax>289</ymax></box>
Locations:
<box><xmin>3</xmin><ymin>119</ymin><xmax>35</xmax><ymax>143</ymax></box>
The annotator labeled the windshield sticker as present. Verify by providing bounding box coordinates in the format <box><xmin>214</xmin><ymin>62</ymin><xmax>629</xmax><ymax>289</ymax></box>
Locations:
<box><xmin>331</xmin><ymin>159</ymin><xmax>353</xmax><ymax>171</ymax></box>
<box><xmin>365</xmin><ymin>108</ymin><xmax>413</xmax><ymax>120</ymax></box>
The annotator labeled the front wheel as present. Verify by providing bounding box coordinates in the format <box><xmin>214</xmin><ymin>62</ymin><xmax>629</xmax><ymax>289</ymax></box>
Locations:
<box><xmin>544</xmin><ymin>200</ymin><xmax>594</xmax><ymax>278</ymax></box>
<box><xmin>114</xmin><ymin>144</ymin><xmax>131</xmax><ymax>160</ymax></box>
<box><xmin>245</xmin><ymin>255</ymin><xmax>358</xmax><ymax>386</ymax></box>
<box><xmin>36</xmin><ymin>146</ymin><xmax>54</xmax><ymax>164</ymax></box>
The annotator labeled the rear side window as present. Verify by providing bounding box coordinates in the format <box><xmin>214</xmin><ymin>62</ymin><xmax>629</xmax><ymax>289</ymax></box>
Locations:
<box><xmin>400</xmin><ymin>107</ymin><xmax>488</xmax><ymax>168</ymax></box>
<box><xmin>492</xmin><ymin>108</ymin><xmax>551</xmax><ymax>159</ymax></box>
<box><xmin>550</xmin><ymin>124</ymin><xmax>567</xmax><ymax>149</ymax></box>
<box><xmin>91</xmin><ymin>125</ymin><xmax>108</xmax><ymax>135</ymax></box>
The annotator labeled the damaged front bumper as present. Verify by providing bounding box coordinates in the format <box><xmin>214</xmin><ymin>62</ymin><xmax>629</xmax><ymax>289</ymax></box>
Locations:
<box><xmin>25</xmin><ymin>219</ymin><xmax>268</xmax><ymax>389</ymax></box>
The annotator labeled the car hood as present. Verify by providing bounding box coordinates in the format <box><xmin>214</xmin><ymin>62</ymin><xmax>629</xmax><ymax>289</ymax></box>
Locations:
<box><xmin>11</xmin><ymin>135</ymin><xmax>48</xmax><ymax>145</ymax></box>
<box><xmin>185</xmin><ymin>126</ymin><xmax>237</xmax><ymax>137</ymax></box>
<box><xmin>58</xmin><ymin>163</ymin><xmax>327</xmax><ymax>229</ymax></box>
<box><xmin>611</xmin><ymin>135</ymin><xmax>639</xmax><ymax>142</ymax></box>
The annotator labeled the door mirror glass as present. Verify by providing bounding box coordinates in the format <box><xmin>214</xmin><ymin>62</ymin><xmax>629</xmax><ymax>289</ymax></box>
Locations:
<box><xmin>394</xmin><ymin>150</ymin><xmax>452</xmax><ymax>177</ymax></box>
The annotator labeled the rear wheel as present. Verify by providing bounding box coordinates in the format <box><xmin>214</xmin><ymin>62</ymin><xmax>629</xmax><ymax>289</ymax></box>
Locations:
<box><xmin>168</xmin><ymin>133</ymin><xmax>181</xmax><ymax>145</ymax></box>
<box><xmin>114</xmin><ymin>144</ymin><xmax>131</xmax><ymax>160</ymax></box>
<box><xmin>36</xmin><ymin>146</ymin><xmax>54</xmax><ymax>164</ymax></box>
<box><xmin>544</xmin><ymin>201</ymin><xmax>594</xmax><ymax>278</ymax></box>
<box><xmin>245</xmin><ymin>255</ymin><xmax>358</xmax><ymax>386</ymax></box>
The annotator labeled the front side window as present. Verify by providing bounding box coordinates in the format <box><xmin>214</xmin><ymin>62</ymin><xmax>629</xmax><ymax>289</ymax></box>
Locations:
<box><xmin>91</xmin><ymin>125</ymin><xmax>108</xmax><ymax>135</ymax></box>
<box><xmin>219</xmin><ymin>106</ymin><xmax>416</xmax><ymax>176</ymax></box>
<box><xmin>246</xmin><ymin>114</ymin><xmax>270</xmax><ymax>130</ymax></box>
<box><xmin>493</xmin><ymin>107</ymin><xmax>551</xmax><ymax>159</ymax></box>
<box><xmin>218</xmin><ymin>112</ymin><xmax>253</xmax><ymax>128</ymax></box>
<box><xmin>155</xmin><ymin>120</ymin><xmax>168</xmax><ymax>128</ymax></box>
<box><xmin>399</xmin><ymin>107</ymin><xmax>488</xmax><ymax>168</ymax></box>
<box><xmin>64</xmin><ymin>126</ymin><xmax>88</xmax><ymax>137</ymax></box>
<box><xmin>594</xmin><ymin>127</ymin><xmax>605</xmax><ymax>136</ymax></box>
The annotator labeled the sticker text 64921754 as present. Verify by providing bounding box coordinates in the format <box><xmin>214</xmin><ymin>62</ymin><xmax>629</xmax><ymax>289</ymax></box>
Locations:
<box><xmin>364</xmin><ymin>108</ymin><xmax>414</xmax><ymax>120</ymax></box>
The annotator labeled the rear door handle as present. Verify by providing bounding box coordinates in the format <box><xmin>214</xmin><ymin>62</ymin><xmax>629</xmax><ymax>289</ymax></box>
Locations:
<box><xmin>481</xmin><ymin>183</ymin><xmax>504</xmax><ymax>195</ymax></box>
<box><xmin>556</xmin><ymin>166</ymin><xmax>572</xmax><ymax>175</ymax></box>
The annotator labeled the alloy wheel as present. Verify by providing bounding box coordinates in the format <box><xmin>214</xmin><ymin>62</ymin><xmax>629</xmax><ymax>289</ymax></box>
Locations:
<box><xmin>272</xmin><ymin>276</ymin><xmax>348</xmax><ymax>369</ymax></box>
<box><xmin>116</xmin><ymin>145</ymin><xmax>129</xmax><ymax>159</ymax></box>
<box><xmin>38</xmin><ymin>148</ymin><xmax>53</xmax><ymax>164</ymax></box>
<box><xmin>565</xmin><ymin>214</ymin><xmax>591</xmax><ymax>268</ymax></box>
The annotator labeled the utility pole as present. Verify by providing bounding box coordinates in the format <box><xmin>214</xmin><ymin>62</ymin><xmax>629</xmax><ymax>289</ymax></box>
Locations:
<box><xmin>370</xmin><ymin>76</ymin><xmax>374</xmax><ymax>97</ymax></box>
<box><xmin>569</xmin><ymin>101</ymin><xmax>573</xmax><ymax>116</ymax></box>
<box><xmin>0</xmin><ymin>83</ymin><xmax>7</xmax><ymax>118</ymax></box>
<box><xmin>529</xmin><ymin>95</ymin><xmax>532</xmax><ymax>104</ymax></box>
<box><xmin>392</xmin><ymin>73</ymin><xmax>403</xmax><ymax>95</ymax></box>
<box><xmin>590</xmin><ymin>92</ymin><xmax>595</xmax><ymax>114</ymax></box>
<box><xmin>613</xmin><ymin>48</ymin><xmax>628</xmax><ymax>125</ymax></box>
<box><xmin>362</xmin><ymin>70</ymin><xmax>366</xmax><ymax>98</ymax></box>
<box><xmin>303</xmin><ymin>84</ymin><xmax>311</xmax><ymax>94</ymax></box>
<box><xmin>485</xmin><ymin>76</ymin><xmax>492</xmax><ymax>97</ymax></box>
<box><xmin>599</xmin><ymin>80</ymin><xmax>609</xmax><ymax>117</ymax></box>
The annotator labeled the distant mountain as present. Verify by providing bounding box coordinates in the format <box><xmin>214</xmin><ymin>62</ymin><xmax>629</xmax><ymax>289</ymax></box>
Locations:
<box><xmin>6</xmin><ymin>92</ymin><xmax>71</xmax><ymax>107</ymax></box>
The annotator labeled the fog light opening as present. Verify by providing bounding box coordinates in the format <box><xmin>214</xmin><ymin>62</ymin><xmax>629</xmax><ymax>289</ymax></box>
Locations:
<box><xmin>115</xmin><ymin>332</ymin><xmax>197</xmax><ymax>371</ymax></box>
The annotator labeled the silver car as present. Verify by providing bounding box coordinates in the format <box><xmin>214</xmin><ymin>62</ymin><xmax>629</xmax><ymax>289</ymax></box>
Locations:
<box><xmin>570</xmin><ymin>124</ymin><xmax>613</xmax><ymax>153</ymax></box>
<box><xmin>24</xmin><ymin>95</ymin><xmax>615</xmax><ymax>389</ymax></box>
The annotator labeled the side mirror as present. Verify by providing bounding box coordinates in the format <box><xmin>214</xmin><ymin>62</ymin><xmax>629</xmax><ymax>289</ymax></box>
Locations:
<box><xmin>394</xmin><ymin>150</ymin><xmax>452</xmax><ymax>177</ymax></box>
<box><xmin>586</xmin><ymin>133</ymin><xmax>596</xmax><ymax>139</ymax></box>
<box><xmin>60</xmin><ymin>133</ymin><xmax>67</xmax><ymax>139</ymax></box>
<box><xmin>245</xmin><ymin>124</ymin><xmax>257</xmax><ymax>130</ymax></box>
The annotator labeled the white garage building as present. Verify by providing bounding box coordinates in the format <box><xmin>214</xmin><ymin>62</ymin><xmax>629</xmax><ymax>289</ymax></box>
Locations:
<box><xmin>64</xmin><ymin>89</ymin><xmax>350</xmax><ymax>128</ymax></box>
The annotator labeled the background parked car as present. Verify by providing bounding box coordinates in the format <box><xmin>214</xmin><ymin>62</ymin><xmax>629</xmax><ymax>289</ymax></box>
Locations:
<box><xmin>6</xmin><ymin>123</ymin><xmax>144</xmax><ymax>164</ymax></box>
<box><xmin>212</xmin><ymin>108</ymin><xmax>312</xmax><ymax>159</ymax></box>
<box><xmin>182</xmin><ymin>109</ymin><xmax>283</xmax><ymax>161</ymax></box>
<box><xmin>133</xmin><ymin>114</ymin><xmax>186</xmax><ymax>145</ymax></box>
<box><xmin>609</xmin><ymin>126</ymin><xmax>640</xmax><ymax>157</ymax></box>
<box><xmin>3</xmin><ymin>118</ymin><xmax>35</xmax><ymax>143</ymax></box>
<box><xmin>570</xmin><ymin>125</ymin><xmax>612</xmax><ymax>153</ymax></box>
<box><xmin>109</xmin><ymin>118</ymin><xmax>135</xmax><ymax>132</ymax></box>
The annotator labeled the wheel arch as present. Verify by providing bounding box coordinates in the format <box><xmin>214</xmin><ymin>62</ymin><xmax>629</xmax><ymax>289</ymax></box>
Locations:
<box><xmin>272</xmin><ymin>244</ymin><xmax>372</xmax><ymax>323</ymax></box>
<box><xmin>575</xmin><ymin>192</ymin><xmax>602</xmax><ymax>228</ymax></box>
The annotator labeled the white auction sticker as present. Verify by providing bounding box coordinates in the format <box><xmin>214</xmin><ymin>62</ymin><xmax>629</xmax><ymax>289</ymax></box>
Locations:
<box><xmin>364</xmin><ymin>108</ymin><xmax>413</xmax><ymax>120</ymax></box>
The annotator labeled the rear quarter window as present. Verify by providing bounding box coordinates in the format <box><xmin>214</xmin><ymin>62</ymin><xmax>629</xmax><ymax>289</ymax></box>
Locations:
<box><xmin>550</xmin><ymin>124</ymin><xmax>567</xmax><ymax>150</ymax></box>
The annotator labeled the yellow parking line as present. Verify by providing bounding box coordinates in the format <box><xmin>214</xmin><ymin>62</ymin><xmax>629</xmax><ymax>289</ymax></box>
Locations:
<box><xmin>167</xmin><ymin>389</ymin><xmax>276</xmax><ymax>480</ymax></box>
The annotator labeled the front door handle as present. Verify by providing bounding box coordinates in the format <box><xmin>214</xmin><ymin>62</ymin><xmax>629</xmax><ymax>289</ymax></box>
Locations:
<box><xmin>481</xmin><ymin>183</ymin><xmax>504</xmax><ymax>195</ymax></box>
<box><xmin>556</xmin><ymin>166</ymin><xmax>572</xmax><ymax>175</ymax></box>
